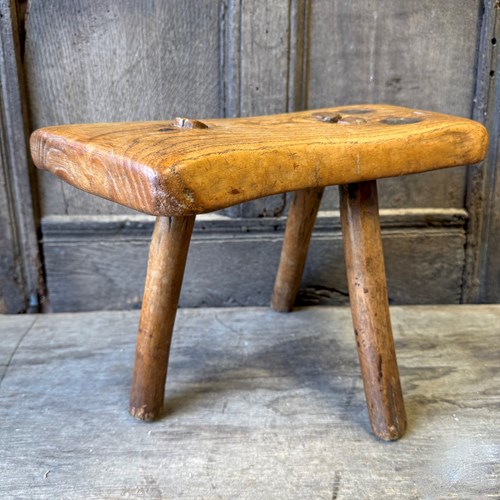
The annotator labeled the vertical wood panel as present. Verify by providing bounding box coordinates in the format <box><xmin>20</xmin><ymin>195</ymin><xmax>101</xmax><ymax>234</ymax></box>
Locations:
<box><xmin>40</xmin><ymin>212</ymin><xmax>467</xmax><ymax>312</ymax></box>
<box><xmin>25</xmin><ymin>0</ymin><xmax>223</xmax><ymax>216</ymax></box>
<box><xmin>16</xmin><ymin>0</ymin><xmax>492</xmax><ymax>309</ymax></box>
<box><xmin>0</xmin><ymin>0</ymin><xmax>41</xmax><ymax>313</ymax></box>
<box><xmin>239</xmin><ymin>1</ymin><xmax>290</xmax><ymax>117</ymax></box>
<box><xmin>463</xmin><ymin>0</ymin><xmax>500</xmax><ymax>303</ymax></box>
<box><xmin>477</xmin><ymin>18</ymin><xmax>500</xmax><ymax>302</ymax></box>
<box><xmin>224</xmin><ymin>0</ymin><xmax>292</xmax><ymax>217</ymax></box>
<box><xmin>307</xmin><ymin>0</ymin><xmax>481</xmax><ymax>211</ymax></box>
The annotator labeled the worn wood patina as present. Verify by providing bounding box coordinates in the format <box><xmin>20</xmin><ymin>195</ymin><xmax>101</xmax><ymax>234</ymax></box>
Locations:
<box><xmin>29</xmin><ymin>105</ymin><xmax>487</xmax><ymax>440</ymax></box>
<box><xmin>30</xmin><ymin>105</ymin><xmax>487</xmax><ymax>216</ymax></box>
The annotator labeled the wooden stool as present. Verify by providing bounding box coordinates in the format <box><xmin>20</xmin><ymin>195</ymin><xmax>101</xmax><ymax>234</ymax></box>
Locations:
<box><xmin>30</xmin><ymin>105</ymin><xmax>487</xmax><ymax>440</ymax></box>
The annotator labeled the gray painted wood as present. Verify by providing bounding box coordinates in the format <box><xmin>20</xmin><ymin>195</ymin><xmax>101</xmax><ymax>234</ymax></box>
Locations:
<box><xmin>0</xmin><ymin>0</ymin><xmax>41</xmax><ymax>313</ymax></box>
<box><xmin>307</xmin><ymin>0</ymin><xmax>481</xmax><ymax>210</ymax></box>
<box><xmin>25</xmin><ymin>0</ymin><xmax>223</xmax><ymax>216</ymax></box>
<box><xmin>0</xmin><ymin>306</ymin><xmax>498</xmax><ymax>497</ymax></box>
<box><xmin>40</xmin><ymin>210</ymin><xmax>466</xmax><ymax>312</ymax></box>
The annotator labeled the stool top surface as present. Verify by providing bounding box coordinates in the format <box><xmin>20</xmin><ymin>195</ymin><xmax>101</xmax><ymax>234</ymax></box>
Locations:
<box><xmin>30</xmin><ymin>104</ymin><xmax>487</xmax><ymax>216</ymax></box>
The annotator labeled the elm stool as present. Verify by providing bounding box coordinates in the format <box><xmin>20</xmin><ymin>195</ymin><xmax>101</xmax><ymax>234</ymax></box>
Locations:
<box><xmin>30</xmin><ymin>105</ymin><xmax>487</xmax><ymax>440</ymax></box>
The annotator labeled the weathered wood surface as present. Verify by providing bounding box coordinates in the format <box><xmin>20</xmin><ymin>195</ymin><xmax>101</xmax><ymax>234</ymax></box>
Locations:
<box><xmin>340</xmin><ymin>181</ymin><xmax>406</xmax><ymax>440</ymax></box>
<box><xmin>225</xmin><ymin>0</ymin><xmax>291</xmax><ymax>218</ymax></box>
<box><xmin>24</xmin><ymin>0</ymin><xmax>223</xmax><ymax>216</ymax></box>
<box><xmin>0</xmin><ymin>0</ymin><xmax>41</xmax><ymax>313</ymax></box>
<box><xmin>307</xmin><ymin>0</ymin><xmax>481</xmax><ymax>211</ymax></box>
<box><xmin>22</xmin><ymin>0</ymin><xmax>482</xmax><ymax>218</ymax></box>
<box><xmin>0</xmin><ymin>164</ymin><xmax>25</xmax><ymax>313</ymax></box>
<box><xmin>463</xmin><ymin>0</ymin><xmax>500</xmax><ymax>303</ymax></box>
<box><xmin>24</xmin><ymin>0</ymin><xmax>297</xmax><ymax>219</ymax></box>
<box><xmin>41</xmin><ymin>211</ymin><xmax>468</xmax><ymax>312</ymax></box>
<box><xmin>480</xmin><ymin>134</ymin><xmax>500</xmax><ymax>301</ymax></box>
<box><xmin>30</xmin><ymin>105</ymin><xmax>487</xmax><ymax>216</ymax></box>
<box><xmin>0</xmin><ymin>306</ymin><xmax>498</xmax><ymax>497</ymax></box>
<box><xmin>18</xmin><ymin>0</ymin><xmax>496</xmax><ymax>307</ymax></box>
<box><xmin>130</xmin><ymin>216</ymin><xmax>195</xmax><ymax>421</ymax></box>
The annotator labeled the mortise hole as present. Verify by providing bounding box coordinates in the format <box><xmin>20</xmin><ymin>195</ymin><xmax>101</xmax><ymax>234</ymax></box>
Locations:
<box><xmin>490</xmin><ymin>70</ymin><xmax>495</xmax><ymax>78</ymax></box>
<box><xmin>338</xmin><ymin>116</ymin><xmax>367</xmax><ymax>125</ymax></box>
<box><xmin>174</xmin><ymin>117</ymin><xmax>209</xmax><ymax>129</ymax></box>
<box><xmin>492</xmin><ymin>37</ymin><xmax>497</xmax><ymax>45</ymax></box>
<box><xmin>380</xmin><ymin>117</ymin><xmax>423</xmax><ymax>125</ymax></box>
<box><xmin>338</xmin><ymin>108</ymin><xmax>373</xmax><ymax>114</ymax></box>
<box><xmin>312</xmin><ymin>112</ymin><xmax>342</xmax><ymax>123</ymax></box>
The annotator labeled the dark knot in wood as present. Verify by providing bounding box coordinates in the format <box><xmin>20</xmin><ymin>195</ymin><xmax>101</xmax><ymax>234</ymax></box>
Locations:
<box><xmin>312</xmin><ymin>113</ymin><xmax>368</xmax><ymax>125</ymax></box>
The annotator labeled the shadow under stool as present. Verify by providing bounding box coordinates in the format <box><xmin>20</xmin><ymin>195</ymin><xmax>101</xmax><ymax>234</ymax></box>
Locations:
<box><xmin>30</xmin><ymin>104</ymin><xmax>487</xmax><ymax>440</ymax></box>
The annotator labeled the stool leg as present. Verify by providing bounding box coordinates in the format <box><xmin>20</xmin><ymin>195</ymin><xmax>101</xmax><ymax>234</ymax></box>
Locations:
<box><xmin>129</xmin><ymin>215</ymin><xmax>195</xmax><ymax>421</ymax></box>
<box><xmin>339</xmin><ymin>181</ymin><xmax>406</xmax><ymax>440</ymax></box>
<box><xmin>271</xmin><ymin>188</ymin><xmax>324</xmax><ymax>312</ymax></box>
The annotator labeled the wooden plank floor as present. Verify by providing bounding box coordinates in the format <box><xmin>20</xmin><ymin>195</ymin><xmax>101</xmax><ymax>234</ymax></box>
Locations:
<box><xmin>0</xmin><ymin>306</ymin><xmax>498</xmax><ymax>499</ymax></box>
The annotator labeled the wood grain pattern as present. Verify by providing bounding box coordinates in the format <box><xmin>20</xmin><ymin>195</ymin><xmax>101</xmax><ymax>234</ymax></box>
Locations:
<box><xmin>0</xmin><ymin>306</ymin><xmax>498</xmax><ymax>497</ymax></box>
<box><xmin>24</xmin><ymin>0</ymin><xmax>223</xmax><ymax>216</ymax></box>
<box><xmin>0</xmin><ymin>0</ymin><xmax>41</xmax><ymax>313</ymax></box>
<box><xmin>307</xmin><ymin>0</ymin><xmax>480</xmax><ymax>114</ymax></box>
<box><xmin>462</xmin><ymin>0</ymin><xmax>498</xmax><ymax>303</ymax></box>
<box><xmin>23</xmin><ymin>0</ymin><xmax>483</xmax><ymax>218</ymax></box>
<box><xmin>130</xmin><ymin>215</ymin><xmax>195</xmax><ymax>421</ymax></box>
<box><xmin>30</xmin><ymin>105</ymin><xmax>487</xmax><ymax>217</ymax></box>
<box><xmin>340</xmin><ymin>181</ymin><xmax>406</xmax><ymax>440</ymax></box>
<box><xmin>307</xmin><ymin>0</ymin><xmax>481</xmax><ymax>210</ymax></box>
<box><xmin>271</xmin><ymin>188</ymin><xmax>324</xmax><ymax>312</ymax></box>
<box><xmin>239</xmin><ymin>1</ymin><xmax>290</xmax><ymax>119</ymax></box>
<box><xmin>223</xmin><ymin>0</ymin><xmax>291</xmax><ymax>218</ymax></box>
<box><xmin>464</xmin><ymin>0</ymin><xmax>500</xmax><ymax>303</ymax></box>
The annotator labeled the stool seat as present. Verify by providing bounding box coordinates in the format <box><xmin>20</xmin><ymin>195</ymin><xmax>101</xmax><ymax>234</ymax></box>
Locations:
<box><xmin>29</xmin><ymin>104</ymin><xmax>488</xmax><ymax>440</ymax></box>
<box><xmin>30</xmin><ymin>104</ymin><xmax>487</xmax><ymax>216</ymax></box>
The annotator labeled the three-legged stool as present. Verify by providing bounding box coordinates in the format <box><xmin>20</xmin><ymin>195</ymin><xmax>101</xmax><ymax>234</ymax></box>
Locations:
<box><xmin>31</xmin><ymin>105</ymin><xmax>487</xmax><ymax>440</ymax></box>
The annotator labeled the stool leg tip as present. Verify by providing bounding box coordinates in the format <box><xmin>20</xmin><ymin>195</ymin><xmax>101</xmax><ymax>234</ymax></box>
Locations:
<box><xmin>270</xmin><ymin>297</ymin><xmax>293</xmax><ymax>312</ymax></box>
<box><xmin>129</xmin><ymin>405</ymin><xmax>159</xmax><ymax>422</ymax></box>
<box><xmin>373</xmin><ymin>421</ymin><xmax>407</xmax><ymax>441</ymax></box>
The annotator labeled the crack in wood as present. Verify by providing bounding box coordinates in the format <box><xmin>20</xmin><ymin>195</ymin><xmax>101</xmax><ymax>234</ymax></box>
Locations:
<box><xmin>0</xmin><ymin>318</ymin><xmax>37</xmax><ymax>389</ymax></box>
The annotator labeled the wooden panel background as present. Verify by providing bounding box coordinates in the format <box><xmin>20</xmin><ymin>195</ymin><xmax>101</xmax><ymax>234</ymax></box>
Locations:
<box><xmin>25</xmin><ymin>0</ymin><xmax>223</xmax><ymax>216</ymax></box>
<box><xmin>40</xmin><ymin>211</ymin><xmax>467</xmax><ymax>312</ymax></box>
<box><xmin>308</xmin><ymin>0</ymin><xmax>481</xmax><ymax>210</ymax></box>
<box><xmin>1</xmin><ymin>0</ymin><xmax>499</xmax><ymax>311</ymax></box>
<box><xmin>0</xmin><ymin>0</ymin><xmax>40</xmax><ymax>313</ymax></box>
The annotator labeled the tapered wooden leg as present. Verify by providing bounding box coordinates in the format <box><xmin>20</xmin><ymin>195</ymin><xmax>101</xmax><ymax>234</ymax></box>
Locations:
<box><xmin>129</xmin><ymin>215</ymin><xmax>195</xmax><ymax>421</ymax></box>
<box><xmin>339</xmin><ymin>181</ymin><xmax>406</xmax><ymax>440</ymax></box>
<box><xmin>271</xmin><ymin>188</ymin><xmax>324</xmax><ymax>312</ymax></box>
